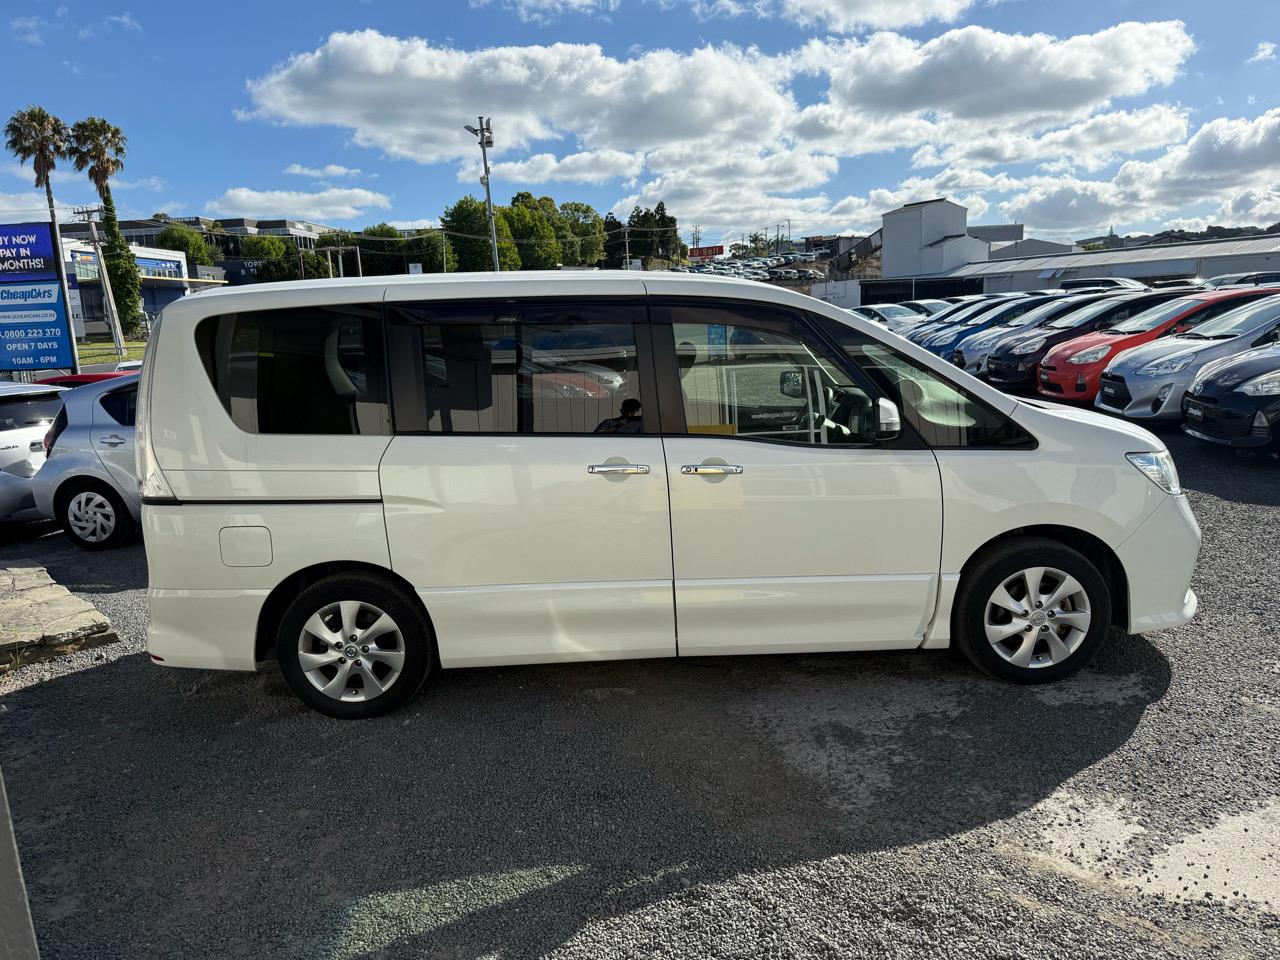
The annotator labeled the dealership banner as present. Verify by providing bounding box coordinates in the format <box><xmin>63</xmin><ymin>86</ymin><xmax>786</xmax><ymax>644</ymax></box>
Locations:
<box><xmin>688</xmin><ymin>244</ymin><xmax>724</xmax><ymax>262</ymax></box>
<box><xmin>0</xmin><ymin>223</ymin><xmax>59</xmax><ymax>283</ymax></box>
<box><xmin>0</xmin><ymin>282</ymin><xmax>75</xmax><ymax>370</ymax></box>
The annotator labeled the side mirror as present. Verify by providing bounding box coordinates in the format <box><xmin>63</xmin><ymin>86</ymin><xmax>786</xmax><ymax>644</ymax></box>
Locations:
<box><xmin>876</xmin><ymin>397</ymin><xmax>901</xmax><ymax>440</ymax></box>
<box><xmin>779</xmin><ymin>369</ymin><xmax>805</xmax><ymax>399</ymax></box>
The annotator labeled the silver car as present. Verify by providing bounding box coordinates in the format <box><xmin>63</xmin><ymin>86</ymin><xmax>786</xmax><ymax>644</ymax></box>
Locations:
<box><xmin>32</xmin><ymin>375</ymin><xmax>141</xmax><ymax>548</ymax></box>
<box><xmin>1096</xmin><ymin>298</ymin><xmax>1280</xmax><ymax>420</ymax></box>
<box><xmin>0</xmin><ymin>383</ymin><xmax>67</xmax><ymax>522</ymax></box>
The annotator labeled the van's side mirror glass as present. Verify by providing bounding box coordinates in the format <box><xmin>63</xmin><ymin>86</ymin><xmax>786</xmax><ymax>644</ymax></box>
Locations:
<box><xmin>779</xmin><ymin>370</ymin><xmax>805</xmax><ymax>399</ymax></box>
<box><xmin>876</xmin><ymin>397</ymin><xmax>902</xmax><ymax>440</ymax></box>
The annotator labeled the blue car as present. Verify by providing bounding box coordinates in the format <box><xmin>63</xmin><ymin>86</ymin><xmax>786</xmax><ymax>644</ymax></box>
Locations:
<box><xmin>919</xmin><ymin>295</ymin><xmax>1060</xmax><ymax>358</ymax></box>
<box><xmin>905</xmin><ymin>298</ymin><xmax>1015</xmax><ymax>345</ymax></box>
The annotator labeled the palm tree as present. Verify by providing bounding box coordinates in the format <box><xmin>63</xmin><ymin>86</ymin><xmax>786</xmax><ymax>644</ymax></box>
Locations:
<box><xmin>69</xmin><ymin>116</ymin><xmax>141</xmax><ymax>337</ymax></box>
<box><xmin>68</xmin><ymin>117</ymin><xmax>127</xmax><ymax>200</ymax></box>
<box><xmin>4</xmin><ymin>105</ymin><xmax>70</xmax><ymax>241</ymax></box>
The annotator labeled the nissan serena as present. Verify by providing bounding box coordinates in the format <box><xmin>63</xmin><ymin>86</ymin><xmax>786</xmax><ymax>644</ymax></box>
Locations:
<box><xmin>139</xmin><ymin>272</ymin><xmax>1200</xmax><ymax>718</ymax></box>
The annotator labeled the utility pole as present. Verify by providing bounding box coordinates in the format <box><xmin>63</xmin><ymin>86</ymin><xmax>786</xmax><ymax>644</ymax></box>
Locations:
<box><xmin>71</xmin><ymin>206</ymin><xmax>125</xmax><ymax>359</ymax></box>
<box><xmin>354</xmin><ymin>245</ymin><xmax>363</xmax><ymax>277</ymax></box>
<box><xmin>324</xmin><ymin>248</ymin><xmax>334</xmax><ymax>278</ymax></box>
<box><xmin>297</xmin><ymin>246</ymin><xmax>305</xmax><ymax>280</ymax></box>
<box><xmin>623</xmin><ymin>225</ymin><xmax>631</xmax><ymax>270</ymax></box>
<box><xmin>440</xmin><ymin>231</ymin><xmax>448</xmax><ymax>273</ymax></box>
<box><xmin>691</xmin><ymin>225</ymin><xmax>702</xmax><ymax>249</ymax></box>
<box><xmin>49</xmin><ymin>209</ymin><xmax>80</xmax><ymax>374</ymax></box>
<box><xmin>464</xmin><ymin>117</ymin><xmax>500</xmax><ymax>271</ymax></box>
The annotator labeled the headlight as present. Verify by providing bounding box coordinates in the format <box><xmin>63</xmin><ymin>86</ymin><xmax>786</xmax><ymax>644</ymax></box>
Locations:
<box><xmin>1237</xmin><ymin>370</ymin><xmax>1280</xmax><ymax>396</ymax></box>
<box><xmin>1138</xmin><ymin>353</ymin><xmax>1196</xmax><ymax>376</ymax></box>
<box><xmin>1068</xmin><ymin>345</ymin><xmax>1113</xmax><ymax>365</ymax></box>
<box><xmin>1012</xmin><ymin>338</ymin><xmax>1046</xmax><ymax>356</ymax></box>
<box><xmin>1126</xmin><ymin>450</ymin><xmax>1181</xmax><ymax>496</ymax></box>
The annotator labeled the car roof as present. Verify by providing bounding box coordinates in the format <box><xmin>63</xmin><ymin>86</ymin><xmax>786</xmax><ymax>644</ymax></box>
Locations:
<box><xmin>0</xmin><ymin>382</ymin><xmax>68</xmax><ymax>398</ymax></box>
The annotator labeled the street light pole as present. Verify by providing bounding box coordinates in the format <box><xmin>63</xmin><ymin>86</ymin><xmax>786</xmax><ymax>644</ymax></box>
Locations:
<box><xmin>465</xmin><ymin>117</ymin><xmax>500</xmax><ymax>271</ymax></box>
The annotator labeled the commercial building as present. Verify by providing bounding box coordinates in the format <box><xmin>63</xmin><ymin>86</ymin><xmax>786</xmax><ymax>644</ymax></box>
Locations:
<box><xmin>63</xmin><ymin>239</ymin><xmax>225</xmax><ymax>337</ymax></box>
<box><xmin>880</xmin><ymin>199</ymin><xmax>991</xmax><ymax>278</ymax></box>
<box><xmin>945</xmin><ymin>234</ymin><xmax>1280</xmax><ymax>292</ymax></box>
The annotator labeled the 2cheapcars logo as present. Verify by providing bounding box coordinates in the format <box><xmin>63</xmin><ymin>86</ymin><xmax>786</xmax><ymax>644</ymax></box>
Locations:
<box><xmin>0</xmin><ymin>287</ymin><xmax>54</xmax><ymax>303</ymax></box>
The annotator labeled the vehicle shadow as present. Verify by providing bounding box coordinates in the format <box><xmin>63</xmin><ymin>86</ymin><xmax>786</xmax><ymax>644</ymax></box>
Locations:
<box><xmin>1166</xmin><ymin>431</ymin><xmax>1279</xmax><ymax>508</ymax></box>
<box><xmin>0</xmin><ymin>535</ymin><xmax>147</xmax><ymax>594</ymax></box>
<box><xmin>0</xmin><ymin>631</ymin><xmax>1170</xmax><ymax>959</ymax></box>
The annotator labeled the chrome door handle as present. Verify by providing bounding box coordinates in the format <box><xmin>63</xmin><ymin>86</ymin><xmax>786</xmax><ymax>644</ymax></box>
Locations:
<box><xmin>587</xmin><ymin>463</ymin><xmax>650</xmax><ymax>475</ymax></box>
<box><xmin>98</xmin><ymin>435</ymin><xmax>126</xmax><ymax>446</ymax></box>
<box><xmin>681</xmin><ymin>464</ymin><xmax>743</xmax><ymax>475</ymax></box>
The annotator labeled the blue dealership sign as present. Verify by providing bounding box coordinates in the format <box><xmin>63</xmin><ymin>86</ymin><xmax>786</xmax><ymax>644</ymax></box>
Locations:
<box><xmin>0</xmin><ymin>222</ymin><xmax>59</xmax><ymax>283</ymax></box>
<box><xmin>0</xmin><ymin>283</ymin><xmax>75</xmax><ymax>371</ymax></box>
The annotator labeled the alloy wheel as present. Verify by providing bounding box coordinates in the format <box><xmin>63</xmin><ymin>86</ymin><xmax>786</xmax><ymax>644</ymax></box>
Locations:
<box><xmin>297</xmin><ymin>600</ymin><xmax>406</xmax><ymax>702</ymax></box>
<box><xmin>983</xmin><ymin>566</ymin><xmax>1092</xmax><ymax>669</ymax></box>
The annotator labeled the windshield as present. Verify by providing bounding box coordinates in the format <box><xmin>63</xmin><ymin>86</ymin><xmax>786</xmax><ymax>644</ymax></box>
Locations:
<box><xmin>1047</xmin><ymin>297</ymin><xmax>1130</xmax><ymax>329</ymax></box>
<box><xmin>968</xmin><ymin>298</ymin><xmax>1049</xmax><ymax>327</ymax></box>
<box><xmin>874</xmin><ymin>304</ymin><xmax>919</xmax><ymax>319</ymax></box>
<box><xmin>1105</xmin><ymin>297</ymin><xmax>1201</xmax><ymax>334</ymax></box>
<box><xmin>1187</xmin><ymin>299</ymin><xmax>1280</xmax><ymax>338</ymax></box>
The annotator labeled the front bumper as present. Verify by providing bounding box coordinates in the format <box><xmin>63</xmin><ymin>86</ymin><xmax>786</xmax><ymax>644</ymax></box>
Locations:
<box><xmin>1037</xmin><ymin>362</ymin><xmax>1102</xmax><ymax>401</ymax></box>
<box><xmin>1181</xmin><ymin>390</ymin><xmax>1278</xmax><ymax>450</ymax></box>
<box><xmin>1095</xmin><ymin>371</ymin><xmax>1189</xmax><ymax>420</ymax></box>
<box><xmin>1115</xmin><ymin>493</ymin><xmax>1200</xmax><ymax>634</ymax></box>
<box><xmin>986</xmin><ymin>355</ymin><xmax>1039</xmax><ymax>386</ymax></box>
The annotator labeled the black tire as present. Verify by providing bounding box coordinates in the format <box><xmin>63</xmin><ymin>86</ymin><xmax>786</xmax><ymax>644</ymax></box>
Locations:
<box><xmin>57</xmin><ymin>480</ymin><xmax>136</xmax><ymax>551</ymax></box>
<box><xmin>952</xmin><ymin>537</ymin><xmax>1112</xmax><ymax>684</ymax></box>
<box><xmin>276</xmin><ymin>573</ymin><xmax>434</xmax><ymax>719</ymax></box>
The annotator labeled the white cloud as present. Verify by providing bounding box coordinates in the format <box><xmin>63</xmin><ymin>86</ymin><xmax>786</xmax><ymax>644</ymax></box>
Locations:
<box><xmin>114</xmin><ymin>175</ymin><xmax>165</xmax><ymax>191</ymax></box>
<box><xmin>0</xmin><ymin>190</ymin><xmax>60</xmax><ymax>219</ymax></box>
<box><xmin>105</xmin><ymin>12</ymin><xmax>142</xmax><ymax>31</ymax></box>
<box><xmin>205</xmin><ymin>187</ymin><xmax>392</xmax><ymax>221</ymax></box>
<box><xmin>11</xmin><ymin>15</ymin><xmax>43</xmax><ymax>43</ymax></box>
<box><xmin>387</xmin><ymin>218</ymin><xmax>441</xmax><ymax>230</ymax></box>
<box><xmin>824</xmin><ymin>21</ymin><xmax>1193</xmax><ymax>122</ymax></box>
<box><xmin>284</xmin><ymin>163</ymin><xmax>362</xmax><ymax>178</ymax></box>
<box><xmin>480</xmin><ymin>149</ymin><xmax>644</xmax><ymax>184</ymax></box>
<box><xmin>238</xmin><ymin>23</ymin><xmax>1280</xmax><ymax>237</ymax></box>
<box><xmin>470</xmin><ymin>0</ymin><xmax>620</xmax><ymax>23</ymax></box>
<box><xmin>1247</xmin><ymin>41</ymin><xmax>1276</xmax><ymax>64</ymax></box>
<box><xmin>776</xmin><ymin>0</ymin><xmax>975</xmax><ymax>32</ymax></box>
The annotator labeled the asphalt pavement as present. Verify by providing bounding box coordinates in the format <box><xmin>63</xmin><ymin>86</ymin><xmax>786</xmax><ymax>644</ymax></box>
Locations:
<box><xmin>0</xmin><ymin>431</ymin><xmax>1277</xmax><ymax>959</ymax></box>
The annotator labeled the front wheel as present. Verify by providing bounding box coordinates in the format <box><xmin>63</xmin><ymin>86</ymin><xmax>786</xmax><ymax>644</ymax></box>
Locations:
<box><xmin>952</xmin><ymin>538</ymin><xmax>1112</xmax><ymax>683</ymax></box>
<box><xmin>276</xmin><ymin>574</ymin><xmax>434</xmax><ymax>719</ymax></box>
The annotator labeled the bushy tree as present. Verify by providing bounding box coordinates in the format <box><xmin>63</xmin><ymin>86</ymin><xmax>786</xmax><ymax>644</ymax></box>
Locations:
<box><xmin>155</xmin><ymin>222</ymin><xmax>221</xmax><ymax>276</ymax></box>
<box><xmin>502</xmin><ymin>201</ymin><xmax>561</xmax><ymax>270</ymax></box>
<box><xmin>602</xmin><ymin>212</ymin><xmax>627</xmax><ymax>268</ymax></box>
<box><xmin>442</xmin><ymin>195</ymin><xmax>519</xmax><ymax>271</ymax></box>
<box><xmin>558</xmin><ymin>201</ymin><xmax>604</xmax><ymax>266</ymax></box>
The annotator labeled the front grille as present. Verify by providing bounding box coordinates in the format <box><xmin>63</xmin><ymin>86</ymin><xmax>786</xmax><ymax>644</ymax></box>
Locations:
<box><xmin>1098</xmin><ymin>373</ymin><xmax>1131</xmax><ymax>407</ymax></box>
<box><xmin>1182</xmin><ymin>396</ymin><xmax>1254</xmax><ymax>439</ymax></box>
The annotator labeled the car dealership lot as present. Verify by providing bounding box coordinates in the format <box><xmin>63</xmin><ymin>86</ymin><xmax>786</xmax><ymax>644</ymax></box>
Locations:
<box><xmin>0</xmin><ymin>430</ymin><xmax>1277</xmax><ymax>959</ymax></box>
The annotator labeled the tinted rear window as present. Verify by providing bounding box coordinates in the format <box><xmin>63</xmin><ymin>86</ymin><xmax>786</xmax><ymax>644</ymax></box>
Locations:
<box><xmin>0</xmin><ymin>393</ymin><xmax>62</xmax><ymax>431</ymax></box>
<box><xmin>196</xmin><ymin>305</ymin><xmax>390</xmax><ymax>435</ymax></box>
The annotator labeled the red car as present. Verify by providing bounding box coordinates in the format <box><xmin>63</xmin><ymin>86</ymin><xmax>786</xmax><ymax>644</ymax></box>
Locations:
<box><xmin>1037</xmin><ymin>287</ymin><xmax>1280</xmax><ymax>402</ymax></box>
<box><xmin>34</xmin><ymin>372</ymin><xmax>126</xmax><ymax>388</ymax></box>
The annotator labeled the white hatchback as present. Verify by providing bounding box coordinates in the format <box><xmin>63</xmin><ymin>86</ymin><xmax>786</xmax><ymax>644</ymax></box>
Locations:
<box><xmin>138</xmin><ymin>272</ymin><xmax>1201</xmax><ymax>718</ymax></box>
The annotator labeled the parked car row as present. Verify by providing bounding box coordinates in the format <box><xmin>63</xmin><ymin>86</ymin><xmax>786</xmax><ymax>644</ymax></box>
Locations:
<box><xmin>672</xmin><ymin>252</ymin><xmax>824</xmax><ymax>284</ymax></box>
<box><xmin>878</xmin><ymin>281</ymin><xmax>1280</xmax><ymax>456</ymax></box>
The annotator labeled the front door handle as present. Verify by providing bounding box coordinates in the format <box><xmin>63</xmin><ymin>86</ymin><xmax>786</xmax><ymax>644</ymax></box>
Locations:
<box><xmin>587</xmin><ymin>463</ymin><xmax>650</xmax><ymax>475</ymax></box>
<box><xmin>98</xmin><ymin>435</ymin><xmax>127</xmax><ymax>447</ymax></box>
<box><xmin>681</xmin><ymin>464</ymin><xmax>743</xmax><ymax>475</ymax></box>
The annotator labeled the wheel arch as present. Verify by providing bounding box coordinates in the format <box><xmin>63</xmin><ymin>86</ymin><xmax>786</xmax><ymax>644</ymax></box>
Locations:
<box><xmin>254</xmin><ymin>560</ymin><xmax>436</xmax><ymax>665</ymax></box>
<box><xmin>957</xmin><ymin>525</ymin><xmax>1130</xmax><ymax>629</ymax></box>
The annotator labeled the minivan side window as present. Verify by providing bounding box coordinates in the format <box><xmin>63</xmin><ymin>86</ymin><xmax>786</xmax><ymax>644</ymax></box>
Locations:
<box><xmin>196</xmin><ymin>306</ymin><xmax>390</xmax><ymax>435</ymax></box>
<box><xmin>99</xmin><ymin>384</ymin><xmax>137</xmax><ymax>426</ymax></box>
<box><xmin>387</xmin><ymin>300</ymin><xmax>648</xmax><ymax>435</ymax></box>
<box><xmin>813</xmin><ymin>313</ymin><xmax>1034</xmax><ymax>448</ymax></box>
<box><xmin>654</xmin><ymin>302</ymin><xmax>878</xmax><ymax>445</ymax></box>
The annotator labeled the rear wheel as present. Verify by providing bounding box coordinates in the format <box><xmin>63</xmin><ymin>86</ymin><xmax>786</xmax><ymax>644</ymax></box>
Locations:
<box><xmin>59</xmin><ymin>481</ymin><xmax>135</xmax><ymax>550</ymax></box>
<box><xmin>953</xmin><ymin>538</ymin><xmax>1111</xmax><ymax>683</ymax></box>
<box><xmin>276</xmin><ymin>573</ymin><xmax>434</xmax><ymax>719</ymax></box>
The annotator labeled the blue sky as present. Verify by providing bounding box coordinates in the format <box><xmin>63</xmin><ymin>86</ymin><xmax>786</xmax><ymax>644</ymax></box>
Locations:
<box><xmin>3</xmin><ymin>0</ymin><xmax>1279</xmax><ymax>244</ymax></box>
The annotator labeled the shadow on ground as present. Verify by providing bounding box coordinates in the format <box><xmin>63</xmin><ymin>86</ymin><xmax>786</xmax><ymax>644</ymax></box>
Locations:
<box><xmin>0</xmin><ymin>629</ymin><xmax>1170</xmax><ymax>958</ymax></box>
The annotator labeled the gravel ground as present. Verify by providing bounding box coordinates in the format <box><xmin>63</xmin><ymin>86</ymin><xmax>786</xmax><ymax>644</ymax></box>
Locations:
<box><xmin>0</xmin><ymin>430</ymin><xmax>1277</xmax><ymax>959</ymax></box>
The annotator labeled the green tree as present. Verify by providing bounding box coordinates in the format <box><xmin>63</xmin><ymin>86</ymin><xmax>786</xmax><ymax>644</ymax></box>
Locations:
<box><xmin>502</xmin><ymin>201</ymin><xmax>561</xmax><ymax>270</ymax></box>
<box><xmin>155</xmin><ymin>222</ymin><xmax>221</xmax><ymax>277</ymax></box>
<box><xmin>602</xmin><ymin>212</ymin><xmax>626</xmax><ymax>268</ymax></box>
<box><xmin>558</xmin><ymin>201</ymin><xmax>604</xmax><ymax>265</ymax></box>
<box><xmin>68</xmin><ymin>117</ymin><xmax>143</xmax><ymax>335</ymax></box>
<box><xmin>441</xmin><ymin>195</ymin><xmax>519</xmax><ymax>271</ymax></box>
<box><xmin>239</xmin><ymin>234</ymin><xmax>301</xmax><ymax>282</ymax></box>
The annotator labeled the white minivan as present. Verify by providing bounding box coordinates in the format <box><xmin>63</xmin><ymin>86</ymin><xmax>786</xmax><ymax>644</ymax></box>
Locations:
<box><xmin>139</xmin><ymin>272</ymin><xmax>1201</xmax><ymax>718</ymax></box>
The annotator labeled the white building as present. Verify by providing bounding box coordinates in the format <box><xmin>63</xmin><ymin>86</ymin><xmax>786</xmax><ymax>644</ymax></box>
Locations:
<box><xmin>880</xmin><ymin>199</ymin><xmax>990</xmax><ymax>278</ymax></box>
